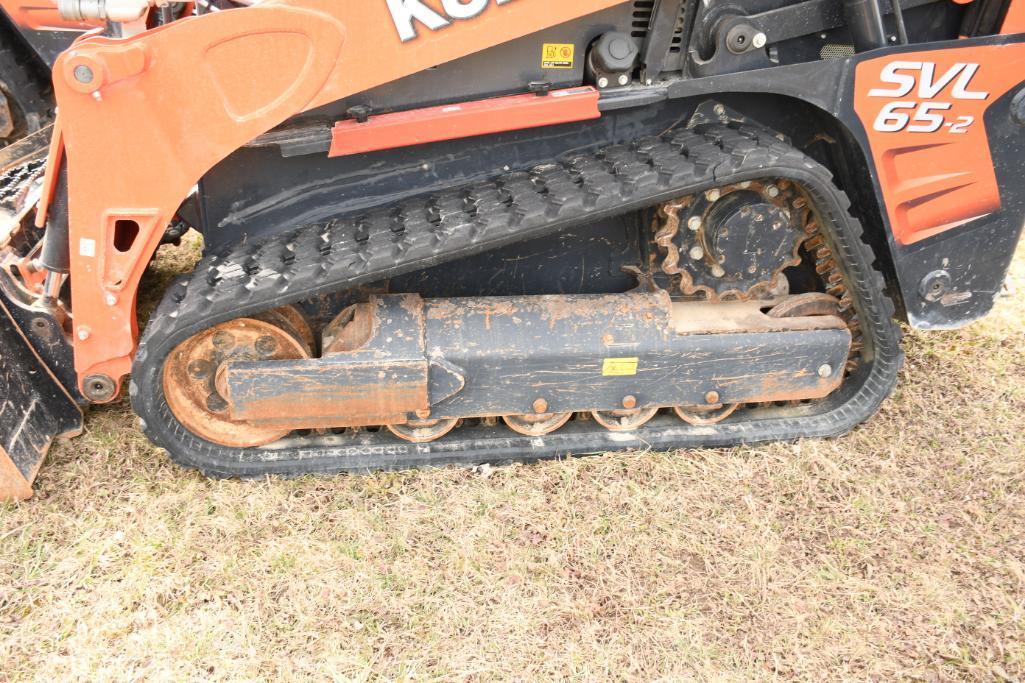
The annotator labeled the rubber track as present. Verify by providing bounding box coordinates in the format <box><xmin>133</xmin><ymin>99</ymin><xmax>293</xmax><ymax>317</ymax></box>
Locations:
<box><xmin>131</xmin><ymin>123</ymin><xmax>903</xmax><ymax>478</ymax></box>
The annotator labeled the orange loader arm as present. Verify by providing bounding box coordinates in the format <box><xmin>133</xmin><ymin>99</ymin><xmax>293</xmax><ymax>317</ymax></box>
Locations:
<box><xmin>42</xmin><ymin>0</ymin><xmax>630</xmax><ymax>400</ymax></box>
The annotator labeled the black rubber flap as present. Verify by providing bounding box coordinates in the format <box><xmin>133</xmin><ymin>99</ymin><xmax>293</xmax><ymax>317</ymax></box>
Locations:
<box><xmin>0</xmin><ymin>295</ymin><xmax>82</xmax><ymax>500</ymax></box>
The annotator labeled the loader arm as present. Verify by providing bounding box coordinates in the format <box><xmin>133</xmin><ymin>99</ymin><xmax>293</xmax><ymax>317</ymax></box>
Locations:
<box><xmin>50</xmin><ymin>0</ymin><xmax>629</xmax><ymax>400</ymax></box>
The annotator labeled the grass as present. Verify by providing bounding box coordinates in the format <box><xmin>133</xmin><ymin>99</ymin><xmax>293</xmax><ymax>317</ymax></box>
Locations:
<box><xmin>1</xmin><ymin>237</ymin><xmax>1024</xmax><ymax>681</ymax></box>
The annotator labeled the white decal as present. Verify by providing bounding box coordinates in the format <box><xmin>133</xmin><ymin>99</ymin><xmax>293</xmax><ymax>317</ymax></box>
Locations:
<box><xmin>79</xmin><ymin>238</ymin><xmax>96</xmax><ymax>257</ymax></box>
<box><xmin>867</xmin><ymin>61</ymin><xmax>989</xmax><ymax>134</ymax></box>
<box><xmin>386</xmin><ymin>0</ymin><xmax>516</xmax><ymax>43</ymax></box>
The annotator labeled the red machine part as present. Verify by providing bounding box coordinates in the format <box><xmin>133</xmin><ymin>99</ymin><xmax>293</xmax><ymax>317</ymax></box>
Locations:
<box><xmin>329</xmin><ymin>87</ymin><xmax>601</xmax><ymax>158</ymax></box>
<box><xmin>853</xmin><ymin>43</ymin><xmax>1025</xmax><ymax>245</ymax></box>
<box><xmin>44</xmin><ymin>0</ymin><xmax>629</xmax><ymax>399</ymax></box>
<box><xmin>1003</xmin><ymin>0</ymin><xmax>1025</xmax><ymax>33</ymax></box>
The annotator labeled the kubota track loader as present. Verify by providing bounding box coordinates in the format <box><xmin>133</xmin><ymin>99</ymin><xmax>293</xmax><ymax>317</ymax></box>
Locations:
<box><xmin>1</xmin><ymin>0</ymin><xmax>1023</xmax><ymax>500</ymax></box>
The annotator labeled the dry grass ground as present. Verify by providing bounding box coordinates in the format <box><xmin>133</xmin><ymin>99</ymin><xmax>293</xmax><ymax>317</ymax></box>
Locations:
<box><xmin>2</xmin><ymin>237</ymin><xmax>1024</xmax><ymax>681</ymax></box>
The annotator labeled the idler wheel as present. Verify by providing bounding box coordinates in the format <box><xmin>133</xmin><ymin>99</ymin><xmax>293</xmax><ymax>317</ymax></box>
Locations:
<box><xmin>163</xmin><ymin>307</ymin><xmax>313</xmax><ymax>448</ymax></box>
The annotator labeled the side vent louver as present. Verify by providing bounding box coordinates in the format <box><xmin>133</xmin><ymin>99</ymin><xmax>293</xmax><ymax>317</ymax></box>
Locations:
<box><xmin>631</xmin><ymin>0</ymin><xmax>655</xmax><ymax>39</ymax></box>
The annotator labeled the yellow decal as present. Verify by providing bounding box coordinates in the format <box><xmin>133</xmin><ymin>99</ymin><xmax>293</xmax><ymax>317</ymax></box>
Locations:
<box><xmin>542</xmin><ymin>43</ymin><xmax>575</xmax><ymax>69</ymax></box>
<box><xmin>602</xmin><ymin>357</ymin><xmax>638</xmax><ymax>377</ymax></box>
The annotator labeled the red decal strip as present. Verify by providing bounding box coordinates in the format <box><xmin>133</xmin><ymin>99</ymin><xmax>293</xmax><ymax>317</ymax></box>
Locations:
<box><xmin>329</xmin><ymin>86</ymin><xmax>601</xmax><ymax>158</ymax></box>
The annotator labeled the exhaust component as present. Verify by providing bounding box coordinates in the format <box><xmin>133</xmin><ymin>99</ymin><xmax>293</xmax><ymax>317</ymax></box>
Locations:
<box><xmin>215</xmin><ymin>291</ymin><xmax>851</xmax><ymax>434</ymax></box>
<box><xmin>843</xmin><ymin>0</ymin><xmax>888</xmax><ymax>52</ymax></box>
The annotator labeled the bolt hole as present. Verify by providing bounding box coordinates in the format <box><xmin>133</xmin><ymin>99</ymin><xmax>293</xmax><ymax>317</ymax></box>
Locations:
<box><xmin>113</xmin><ymin>219</ymin><xmax>140</xmax><ymax>253</ymax></box>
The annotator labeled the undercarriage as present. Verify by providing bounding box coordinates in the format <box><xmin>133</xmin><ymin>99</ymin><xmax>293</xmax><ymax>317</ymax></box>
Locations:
<box><xmin>127</xmin><ymin>124</ymin><xmax>901</xmax><ymax>477</ymax></box>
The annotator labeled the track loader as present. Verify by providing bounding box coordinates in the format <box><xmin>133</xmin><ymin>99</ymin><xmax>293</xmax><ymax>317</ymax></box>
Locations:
<box><xmin>1</xmin><ymin>0</ymin><xmax>1023</xmax><ymax>500</ymax></box>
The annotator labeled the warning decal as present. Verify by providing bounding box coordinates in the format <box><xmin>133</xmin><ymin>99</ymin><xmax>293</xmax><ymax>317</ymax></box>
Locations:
<box><xmin>542</xmin><ymin>43</ymin><xmax>575</xmax><ymax>69</ymax></box>
<box><xmin>602</xmin><ymin>357</ymin><xmax>639</xmax><ymax>377</ymax></box>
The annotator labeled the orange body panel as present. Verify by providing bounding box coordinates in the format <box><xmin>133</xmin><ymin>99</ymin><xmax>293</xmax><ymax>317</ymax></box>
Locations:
<box><xmin>853</xmin><ymin>43</ymin><xmax>1025</xmax><ymax>245</ymax></box>
<box><xmin>329</xmin><ymin>86</ymin><xmax>601</xmax><ymax>158</ymax></box>
<box><xmin>50</xmin><ymin>0</ymin><xmax>630</xmax><ymax>396</ymax></box>
<box><xmin>1003</xmin><ymin>0</ymin><xmax>1025</xmax><ymax>33</ymax></box>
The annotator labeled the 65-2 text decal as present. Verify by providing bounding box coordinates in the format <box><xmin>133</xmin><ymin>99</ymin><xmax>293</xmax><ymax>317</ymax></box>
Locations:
<box><xmin>867</xmin><ymin>61</ymin><xmax>990</xmax><ymax>134</ymax></box>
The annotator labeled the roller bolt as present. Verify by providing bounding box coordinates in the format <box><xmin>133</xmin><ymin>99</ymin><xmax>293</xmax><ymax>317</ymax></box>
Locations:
<box><xmin>617</xmin><ymin>74</ymin><xmax>630</xmax><ymax>86</ymax></box>
<box><xmin>77</xmin><ymin>327</ymin><xmax>90</xmax><ymax>341</ymax></box>
<box><xmin>766</xmin><ymin>185</ymin><xmax>780</xmax><ymax>198</ymax></box>
<box><xmin>206</xmin><ymin>393</ymin><xmax>228</xmax><ymax>413</ymax></box>
<box><xmin>711</xmin><ymin>265</ymin><xmax>726</xmax><ymax>278</ymax></box>
<box><xmin>532</xmin><ymin>398</ymin><xmax>549</xmax><ymax>414</ymax></box>
<box><xmin>212</xmin><ymin>330</ymin><xmax>235</xmax><ymax>350</ymax></box>
<box><xmin>622</xmin><ymin>395</ymin><xmax>637</xmax><ymax>410</ymax></box>
<box><xmin>689</xmin><ymin>245</ymin><xmax>705</xmax><ymax>261</ymax></box>
<box><xmin>687</xmin><ymin>216</ymin><xmax>702</xmax><ymax>232</ymax></box>
<box><xmin>105</xmin><ymin>293</ymin><xmax>118</xmax><ymax>306</ymax></box>
<box><xmin>705</xmin><ymin>391</ymin><xmax>720</xmax><ymax>405</ymax></box>
<box><xmin>705</xmin><ymin>189</ymin><xmax>721</xmax><ymax>202</ymax></box>
<box><xmin>416</xmin><ymin>409</ymin><xmax>432</xmax><ymax>419</ymax></box>
<box><xmin>818</xmin><ymin>364</ymin><xmax>833</xmax><ymax>378</ymax></box>
<box><xmin>187</xmin><ymin>360</ymin><xmax>212</xmax><ymax>381</ymax></box>
<box><xmin>752</xmin><ymin>32</ymin><xmax>767</xmax><ymax>49</ymax></box>
<box><xmin>255</xmin><ymin>336</ymin><xmax>278</xmax><ymax>358</ymax></box>
<box><xmin>597</xmin><ymin>76</ymin><xmax>609</xmax><ymax>88</ymax></box>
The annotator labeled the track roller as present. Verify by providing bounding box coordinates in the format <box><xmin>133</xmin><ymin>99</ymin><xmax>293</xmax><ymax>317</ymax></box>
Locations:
<box><xmin>503</xmin><ymin>412</ymin><xmax>573</xmax><ymax>436</ymax></box>
<box><xmin>591</xmin><ymin>407</ymin><xmax>660</xmax><ymax>431</ymax></box>
<box><xmin>387</xmin><ymin>417</ymin><xmax>458</xmax><ymax>443</ymax></box>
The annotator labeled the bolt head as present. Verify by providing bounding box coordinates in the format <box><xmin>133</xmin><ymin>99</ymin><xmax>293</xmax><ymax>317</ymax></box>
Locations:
<box><xmin>212</xmin><ymin>330</ymin><xmax>235</xmax><ymax>350</ymax></box>
<box><xmin>532</xmin><ymin>398</ymin><xmax>549</xmax><ymax>414</ymax></box>
<box><xmin>597</xmin><ymin>76</ymin><xmax>610</xmax><ymax>88</ymax></box>
<box><xmin>766</xmin><ymin>185</ymin><xmax>780</xmax><ymax>198</ymax></box>
<box><xmin>714</xmin><ymin>104</ymin><xmax>726</xmax><ymax>116</ymax></box>
<box><xmin>73</xmin><ymin>64</ymin><xmax>94</xmax><ymax>84</ymax></box>
<box><xmin>705</xmin><ymin>189</ymin><xmax>721</xmax><ymax>202</ymax></box>
<box><xmin>705</xmin><ymin>391</ymin><xmax>721</xmax><ymax>405</ymax></box>
<box><xmin>689</xmin><ymin>245</ymin><xmax>705</xmax><ymax>261</ymax></box>
<box><xmin>415</xmin><ymin>409</ymin><xmax>432</xmax><ymax>419</ymax></box>
<box><xmin>105</xmin><ymin>293</ymin><xmax>118</xmax><ymax>306</ymax></box>
<box><xmin>622</xmin><ymin>395</ymin><xmax>637</xmax><ymax>410</ymax></box>
<box><xmin>818</xmin><ymin>364</ymin><xmax>833</xmax><ymax>378</ymax></box>
<box><xmin>687</xmin><ymin>216</ymin><xmax>702</xmax><ymax>232</ymax></box>
<box><xmin>77</xmin><ymin>328</ymin><xmax>90</xmax><ymax>341</ymax></box>
<box><xmin>255</xmin><ymin>336</ymin><xmax>278</xmax><ymax>358</ymax></box>
<box><xmin>187</xmin><ymin>360</ymin><xmax>212</xmax><ymax>381</ymax></box>
<box><xmin>617</xmin><ymin>73</ymin><xmax>630</xmax><ymax>86</ymax></box>
<box><xmin>752</xmin><ymin>32</ymin><xmax>767</xmax><ymax>49</ymax></box>
<box><xmin>711</xmin><ymin>265</ymin><xmax>726</xmax><ymax>278</ymax></box>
